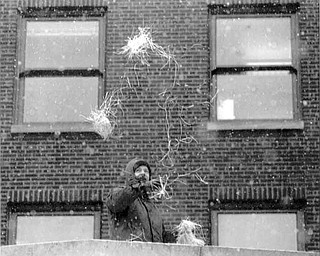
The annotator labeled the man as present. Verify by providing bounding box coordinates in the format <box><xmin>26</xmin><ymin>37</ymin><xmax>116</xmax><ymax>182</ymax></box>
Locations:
<box><xmin>106</xmin><ymin>158</ymin><xmax>175</xmax><ymax>243</ymax></box>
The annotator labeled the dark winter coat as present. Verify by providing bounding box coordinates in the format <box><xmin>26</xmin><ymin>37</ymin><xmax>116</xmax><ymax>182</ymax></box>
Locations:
<box><xmin>106</xmin><ymin>158</ymin><xmax>175</xmax><ymax>243</ymax></box>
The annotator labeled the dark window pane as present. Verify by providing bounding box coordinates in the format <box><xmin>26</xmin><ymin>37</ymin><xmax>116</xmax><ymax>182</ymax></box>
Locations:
<box><xmin>217</xmin><ymin>71</ymin><xmax>293</xmax><ymax>120</ymax></box>
<box><xmin>25</xmin><ymin>21</ymin><xmax>99</xmax><ymax>69</ymax></box>
<box><xmin>23</xmin><ymin>77</ymin><xmax>98</xmax><ymax>123</ymax></box>
<box><xmin>217</xmin><ymin>18</ymin><xmax>292</xmax><ymax>66</ymax></box>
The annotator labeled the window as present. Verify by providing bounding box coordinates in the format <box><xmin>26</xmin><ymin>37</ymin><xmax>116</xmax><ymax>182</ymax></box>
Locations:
<box><xmin>7</xmin><ymin>202</ymin><xmax>101</xmax><ymax>245</ymax></box>
<box><xmin>12</xmin><ymin>7</ymin><xmax>107</xmax><ymax>133</ymax></box>
<box><xmin>209</xmin><ymin>199</ymin><xmax>306</xmax><ymax>251</ymax></box>
<box><xmin>208</xmin><ymin>3</ymin><xmax>304</xmax><ymax>130</ymax></box>
<box><xmin>216</xmin><ymin>212</ymin><xmax>301</xmax><ymax>250</ymax></box>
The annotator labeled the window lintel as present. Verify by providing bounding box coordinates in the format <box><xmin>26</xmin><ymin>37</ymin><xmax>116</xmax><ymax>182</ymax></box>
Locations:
<box><xmin>208</xmin><ymin>3</ymin><xmax>300</xmax><ymax>15</ymax></box>
<box><xmin>11</xmin><ymin>123</ymin><xmax>96</xmax><ymax>134</ymax></box>
<box><xmin>8</xmin><ymin>201</ymin><xmax>103</xmax><ymax>213</ymax></box>
<box><xmin>18</xmin><ymin>6</ymin><xmax>108</xmax><ymax>18</ymax></box>
<box><xmin>208</xmin><ymin>198</ymin><xmax>307</xmax><ymax>211</ymax></box>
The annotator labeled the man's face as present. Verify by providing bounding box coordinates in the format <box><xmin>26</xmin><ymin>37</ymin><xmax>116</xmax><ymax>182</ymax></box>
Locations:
<box><xmin>134</xmin><ymin>165</ymin><xmax>150</xmax><ymax>181</ymax></box>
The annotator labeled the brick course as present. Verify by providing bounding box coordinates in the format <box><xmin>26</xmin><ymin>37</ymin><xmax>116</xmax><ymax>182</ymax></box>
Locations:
<box><xmin>1</xmin><ymin>0</ymin><xmax>319</xmax><ymax>251</ymax></box>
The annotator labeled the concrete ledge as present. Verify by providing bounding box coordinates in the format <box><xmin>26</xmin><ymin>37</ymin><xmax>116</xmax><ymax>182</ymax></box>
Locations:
<box><xmin>1</xmin><ymin>240</ymin><xmax>319</xmax><ymax>256</ymax></box>
<box><xmin>0</xmin><ymin>240</ymin><xmax>201</xmax><ymax>256</ymax></box>
<box><xmin>201</xmin><ymin>246</ymin><xmax>320</xmax><ymax>256</ymax></box>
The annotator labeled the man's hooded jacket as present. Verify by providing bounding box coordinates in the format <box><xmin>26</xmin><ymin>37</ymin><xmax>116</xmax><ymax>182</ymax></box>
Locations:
<box><xmin>106</xmin><ymin>158</ymin><xmax>174</xmax><ymax>243</ymax></box>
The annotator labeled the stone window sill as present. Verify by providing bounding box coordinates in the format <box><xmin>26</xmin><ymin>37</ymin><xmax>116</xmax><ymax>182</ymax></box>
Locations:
<box><xmin>206</xmin><ymin>120</ymin><xmax>304</xmax><ymax>131</ymax></box>
<box><xmin>11</xmin><ymin>122</ymin><xmax>94</xmax><ymax>134</ymax></box>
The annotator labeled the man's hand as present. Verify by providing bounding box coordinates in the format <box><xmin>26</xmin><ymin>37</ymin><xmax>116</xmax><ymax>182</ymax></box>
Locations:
<box><xmin>139</xmin><ymin>180</ymin><xmax>152</xmax><ymax>190</ymax></box>
<box><xmin>128</xmin><ymin>176</ymin><xmax>151</xmax><ymax>190</ymax></box>
<box><xmin>139</xmin><ymin>182</ymin><xmax>152</xmax><ymax>196</ymax></box>
<box><xmin>128</xmin><ymin>176</ymin><xmax>141</xmax><ymax>189</ymax></box>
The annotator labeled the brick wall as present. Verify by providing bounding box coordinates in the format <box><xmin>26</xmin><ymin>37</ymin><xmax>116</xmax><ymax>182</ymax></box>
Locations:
<box><xmin>1</xmin><ymin>0</ymin><xmax>319</xmax><ymax>251</ymax></box>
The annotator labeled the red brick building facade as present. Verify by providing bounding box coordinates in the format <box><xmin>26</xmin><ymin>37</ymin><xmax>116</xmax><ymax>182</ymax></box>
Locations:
<box><xmin>1</xmin><ymin>0</ymin><xmax>319</xmax><ymax>251</ymax></box>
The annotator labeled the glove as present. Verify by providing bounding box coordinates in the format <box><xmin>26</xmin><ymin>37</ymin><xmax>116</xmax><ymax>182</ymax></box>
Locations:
<box><xmin>139</xmin><ymin>179</ymin><xmax>152</xmax><ymax>190</ymax></box>
<box><xmin>128</xmin><ymin>176</ymin><xmax>141</xmax><ymax>189</ymax></box>
<box><xmin>139</xmin><ymin>181</ymin><xmax>152</xmax><ymax>196</ymax></box>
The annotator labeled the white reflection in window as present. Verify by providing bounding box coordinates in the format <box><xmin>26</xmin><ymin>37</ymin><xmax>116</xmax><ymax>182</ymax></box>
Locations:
<box><xmin>218</xmin><ymin>99</ymin><xmax>235</xmax><ymax>120</ymax></box>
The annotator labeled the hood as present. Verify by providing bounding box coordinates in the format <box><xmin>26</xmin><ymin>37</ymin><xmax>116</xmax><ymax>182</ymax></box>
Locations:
<box><xmin>125</xmin><ymin>158</ymin><xmax>152</xmax><ymax>182</ymax></box>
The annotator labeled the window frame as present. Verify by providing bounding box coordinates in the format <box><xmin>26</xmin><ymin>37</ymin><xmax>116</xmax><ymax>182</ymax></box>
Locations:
<box><xmin>209</xmin><ymin>199</ymin><xmax>307</xmax><ymax>250</ymax></box>
<box><xmin>7</xmin><ymin>201</ymin><xmax>102</xmax><ymax>245</ymax></box>
<box><xmin>12</xmin><ymin>7</ymin><xmax>107</xmax><ymax>134</ymax></box>
<box><xmin>208</xmin><ymin>4</ymin><xmax>304</xmax><ymax>131</ymax></box>
<box><xmin>211</xmin><ymin>209</ymin><xmax>305</xmax><ymax>250</ymax></box>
